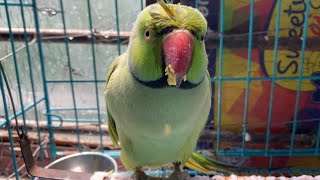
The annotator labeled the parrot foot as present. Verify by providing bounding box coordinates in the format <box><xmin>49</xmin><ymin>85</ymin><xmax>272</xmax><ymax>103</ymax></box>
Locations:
<box><xmin>168</xmin><ymin>162</ymin><xmax>189</xmax><ymax>180</ymax></box>
<box><xmin>133</xmin><ymin>169</ymin><xmax>149</xmax><ymax>180</ymax></box>
<box><xmin>133</xmin><ymin>169</ymin><xmax>165</xmax><ymax>180</ymax></box>
<box><xmin>168</xmin><ymin>171</ymin><xmax>189</xmax><ymax>180</ymax></box>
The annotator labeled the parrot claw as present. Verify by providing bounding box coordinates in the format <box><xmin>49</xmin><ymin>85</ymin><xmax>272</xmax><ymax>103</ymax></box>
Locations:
<box><xmin>133</xmin><ymin>169</ymin><xmax>149</xmax><ymax>180</ymax></box>
<box><xmin>133</xmin><ymin>169</ymin><xmax>165</xmax><ymax>180</ymax></box>
<box><xmin>168</xmin><ymin>162</ymin><xmax>189</xmax><ymax>180</ymax></box>
<box><xmin>168</xmin><ymin>171</ymin><xmax>189</xmax><ymax>180</ymax></box>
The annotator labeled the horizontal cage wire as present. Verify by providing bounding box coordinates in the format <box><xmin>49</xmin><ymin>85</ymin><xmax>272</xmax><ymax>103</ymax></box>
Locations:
<box><xmin>0</xmin><ymin>0</ymin><xmax>320</xmax><ymax>179</ymax></box>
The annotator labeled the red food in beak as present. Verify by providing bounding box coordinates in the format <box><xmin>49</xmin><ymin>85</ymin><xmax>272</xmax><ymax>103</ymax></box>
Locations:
<box><xmin>163</xmin><ymin>29</ymin><xmax>194</xmax><ymax>87</ymax></box>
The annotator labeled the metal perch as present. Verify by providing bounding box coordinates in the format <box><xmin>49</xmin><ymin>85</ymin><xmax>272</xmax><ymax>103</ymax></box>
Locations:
<box><xmin>1</xmin><ymin>28</ymin><xmax>320</xmax><ymax>50</ymax></box>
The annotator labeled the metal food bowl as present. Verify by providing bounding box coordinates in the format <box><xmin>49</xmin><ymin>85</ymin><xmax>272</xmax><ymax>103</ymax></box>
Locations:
<box><xmin>35</xmin><ymin>152</ymin><xmax>117</xmax><ymax>180</ymax></box>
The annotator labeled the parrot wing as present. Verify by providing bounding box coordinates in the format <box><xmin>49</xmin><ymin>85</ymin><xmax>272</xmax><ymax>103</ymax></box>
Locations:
<box><xmin>105</xmin><ymin>55</ymin><xmax>122</xmax><ymax>147</ymax></box>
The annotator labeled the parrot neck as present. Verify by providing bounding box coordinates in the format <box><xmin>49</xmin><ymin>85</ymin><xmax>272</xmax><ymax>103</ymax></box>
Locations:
<box><xmin>129</xmin><ymin>69</ymin><xmax>203</xmax><ymax>89</ymax></box>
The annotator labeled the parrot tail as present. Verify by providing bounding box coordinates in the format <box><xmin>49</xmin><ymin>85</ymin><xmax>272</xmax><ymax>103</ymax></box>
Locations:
<box><xmin>185</xmin><ymin>152</ymin><xmax>241</xmax><ymax>175</ymax></box>
<box><xmin>185</xmin><ymin>152</ymin><xmax>290</xmax><ymax>176</ymax></box>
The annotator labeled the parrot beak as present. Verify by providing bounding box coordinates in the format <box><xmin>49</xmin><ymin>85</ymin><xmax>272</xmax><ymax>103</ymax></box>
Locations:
<box><xmin>163</xmin><ymin>29</ymin><xmax>194</xmax><ymax>87</ymax></box>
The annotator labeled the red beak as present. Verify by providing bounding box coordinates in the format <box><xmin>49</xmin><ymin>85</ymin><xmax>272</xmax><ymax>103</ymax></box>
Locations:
<box><xmin>163</xmin><ymin>29</ymin><xmax>194</xmax><ymax>87</ymax></box>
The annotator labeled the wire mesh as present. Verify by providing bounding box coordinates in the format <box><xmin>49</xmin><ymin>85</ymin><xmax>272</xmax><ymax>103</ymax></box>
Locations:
<box><xmin>0</xmin><ymin>0</ymin><xmax>320</xmax><ymax>179</ymax></box>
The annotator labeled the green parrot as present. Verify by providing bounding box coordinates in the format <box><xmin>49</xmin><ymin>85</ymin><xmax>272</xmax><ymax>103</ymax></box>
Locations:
<box><xmin>105</xmin><ymin>1</ymin><xmax>234</xmax><ymax>179</ymax></box>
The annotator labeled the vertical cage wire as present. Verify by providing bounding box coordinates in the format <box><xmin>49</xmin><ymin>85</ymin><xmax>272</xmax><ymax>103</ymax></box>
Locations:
<box><xmin>31</xmin><ymin>0</ymin><xmax>57</xmax><ymax>161</ymax></box>
<box><xmin>316</xmin><ymin>119</ymin><xmax>320</xmax><ymax>154</ymax></box>
<box><xmin>241</xmin><ymin>0</ymin><xmax>254</xmax><ymax>156</ymax></box>
<box><xmin>3</xmin><ymin>0</ymin><xmax>27</xmax><ymax>134</ymax></box>
<box><xmin>86</xmin><ymin>0</ymin><xmax>104</xmax><ymax>151</ymax></box>
<box><xmin>18</xmin><ymin>0</ymin><xmax>45</xmax><ymax>166</ymax></box>
<box><xmin>58</xmin><ymin>0</ymin><xmax>81</xmax><ymax>152</ymax></box>
<box><xmin>216</xmin><ymin>0</ymin><xmax>224</xmax><ymax>155</ymax></box>
<box><xmin>114</xmin><ymin>0</ymin><xmax>121</xmax><ymax>56</ymax></box>
<box><xmin>2</xmin><ymin>1</ymin><xmax>30</xmax><ymax>178</ymax></box>
<box><xmin>0</xmin><ymin>69</ymin><xmax>19</xmax><ymax>179</ymax></box>
<box><xmin>265</xmin><ymin>0</ymin><xmax>282</xmax><ymax>156</ymax></box>
<box><xmin>290</xmin><ymin>0</ymin><xmax>311</xmax><ymax>155</ymax></box>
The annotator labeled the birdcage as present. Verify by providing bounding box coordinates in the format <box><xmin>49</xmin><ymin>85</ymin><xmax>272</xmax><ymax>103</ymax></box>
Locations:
<box><xmin>1</xmin><ymin>0</ymin><xmax>320</xmax><ymax>179</ymax></box>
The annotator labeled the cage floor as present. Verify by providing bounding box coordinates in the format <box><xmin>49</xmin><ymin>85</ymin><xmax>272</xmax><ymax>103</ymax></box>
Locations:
<box><xmin>90</xmin><ymin>173</ymin><xmax>320</xmax><ymax>180</ymax></box>
<box><xmin>2</xmin><ymin>174</ymin><xmax>320</xmax><ymax>180</ymax></box>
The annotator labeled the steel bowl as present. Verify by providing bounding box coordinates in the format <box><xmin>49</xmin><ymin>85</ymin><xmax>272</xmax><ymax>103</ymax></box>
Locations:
<box><xmin>35</xmin><ymin>152</ymin><xmax>117</xmax><ymax>180</ymax></box>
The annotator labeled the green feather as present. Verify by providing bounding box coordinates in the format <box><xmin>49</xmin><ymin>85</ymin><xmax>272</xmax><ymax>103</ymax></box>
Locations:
<box><xmin>147</xmin><ymin>1</ymin><xmax>206</xmax><ymax>38</ymax></box>
<box><xmin>188</xmin><ymin>152</ymin><xmax>238</xmax><ymax>175</ymax></box>
<box><xmin>157</xmin><ymin>0</ymin><xmax>176</xmax><ymax>20</ymax></box>
<box><xmin>106</xmin><ymin>56</ymin><xmax>121</xmax><ymax>147</ymax></box>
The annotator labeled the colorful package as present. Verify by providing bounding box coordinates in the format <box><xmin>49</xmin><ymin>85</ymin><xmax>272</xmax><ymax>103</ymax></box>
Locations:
<box><xmin>194</xmin><ymin>0</ymin><xmax>320</xmax><ymax>169</ymax></box>
<box><xmin>214</xmin><ymin>0</ymin><xmax>320</xmax><ymax>133</ymax></box>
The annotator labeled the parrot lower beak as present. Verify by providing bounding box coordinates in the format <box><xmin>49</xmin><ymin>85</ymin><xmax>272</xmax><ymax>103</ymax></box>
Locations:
<box><xmin>163</xmin><ymin>29</ymin><xmax>194</xmax><ymax>87</ymax></box>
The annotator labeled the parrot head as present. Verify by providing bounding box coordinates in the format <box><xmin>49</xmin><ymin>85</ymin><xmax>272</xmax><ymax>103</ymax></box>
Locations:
<box><xmin>127</xmin><ymin>0</ymin><xmax>208</xmax><ymax>88</ymax></box>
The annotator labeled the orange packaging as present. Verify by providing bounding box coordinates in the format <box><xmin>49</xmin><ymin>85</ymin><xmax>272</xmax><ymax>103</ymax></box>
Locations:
<box><xmin>201</xmin><ymin>0</ymin><xmax>320</xmax><ymax>169</ymax></box>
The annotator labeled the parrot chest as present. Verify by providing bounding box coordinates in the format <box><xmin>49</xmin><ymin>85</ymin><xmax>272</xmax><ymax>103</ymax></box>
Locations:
<box><xmin>105</xmin><ymin>64</ymin><xmax>211</xmax><ymax>168</ymax></box>
<box><xmin>106</xmin><ymin>68</ymin><xmax>210</xmax><ymax>136</ymax></box>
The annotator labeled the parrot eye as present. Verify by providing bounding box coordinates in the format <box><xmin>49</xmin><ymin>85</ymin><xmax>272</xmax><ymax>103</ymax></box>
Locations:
<box><xmin>145</xmin><ymin>29</ymin><xmax>151</xmax><ymax>41</ymax></box>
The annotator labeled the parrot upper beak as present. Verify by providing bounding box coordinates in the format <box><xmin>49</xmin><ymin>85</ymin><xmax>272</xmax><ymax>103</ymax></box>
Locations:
<box><xmin>163</xmin><ymin>29</ymin><xmax>194</xmax><ymax>87</ymax></box>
